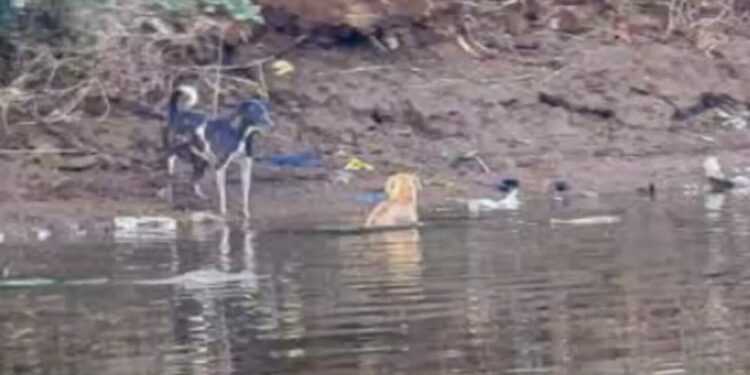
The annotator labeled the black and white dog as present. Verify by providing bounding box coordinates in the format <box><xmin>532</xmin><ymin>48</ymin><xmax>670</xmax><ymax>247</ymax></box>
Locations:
<box><xmin>164</xmin><ymin>85</ymin><xmax>274</xmax><ymax>218</ymax></box>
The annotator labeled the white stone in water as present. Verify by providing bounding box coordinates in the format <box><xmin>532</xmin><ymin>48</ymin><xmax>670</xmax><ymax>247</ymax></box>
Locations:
<box><xmin>34</xmin><ymin>228</ymin><xmax>52</xmax><ymax>242</ymax></box>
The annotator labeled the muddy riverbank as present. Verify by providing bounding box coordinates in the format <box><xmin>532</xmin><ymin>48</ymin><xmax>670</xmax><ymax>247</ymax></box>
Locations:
<box><xmin>3</xmin><ymin>20</ymin><xmax>750</xmax><ymax>234</ymax></box>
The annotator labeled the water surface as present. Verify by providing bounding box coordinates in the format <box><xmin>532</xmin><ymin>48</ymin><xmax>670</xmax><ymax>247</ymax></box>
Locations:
<box><xmin>2</xmin><ymin>194</ymin><xmax>750</xmax><ymax>375</ymax></box>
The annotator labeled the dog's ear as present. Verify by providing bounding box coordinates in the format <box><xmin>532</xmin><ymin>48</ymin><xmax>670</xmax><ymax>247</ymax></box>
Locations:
<box><xmin>412</xmin><ymin>175</ymin><xmax>423</xmax><ymax>191</ymax></box>
<box><xmin>384</xmin><ymin>175</ymin><xmax>399</xmax><ymax>197</ymax></box>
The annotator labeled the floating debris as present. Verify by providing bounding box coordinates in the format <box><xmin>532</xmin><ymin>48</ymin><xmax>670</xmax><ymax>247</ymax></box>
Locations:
<box><xmin>32</xmin><ymin>228</ymin><xmax>52</xmax><ymax>242</ymax></box>
<box><xmin>703</xmin><ymin>156</ymin><xmax>750</xmax><ymax>192</ymax></box>
<box><xmin>113</xmin><ymin>216</ymin><xmax>177</xmax><ymax>241</ymax></box>
<box><xmin>465</xmin><ymin>181</ymin><xmax>522</xmax><ymax>216</ymax></box>
<box><xmin>550</xmin><ymin>215</ymin><xmax>622</xmax><ymax>226</ymax></box>
<box><xmin>0</xmin><ymin>232</ymin><xmax>4</xmax><ymax>244</ymax></box>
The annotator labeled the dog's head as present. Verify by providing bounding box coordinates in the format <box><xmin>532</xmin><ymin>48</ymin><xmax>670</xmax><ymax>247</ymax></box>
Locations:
<box><xmin>238</xmin><ymin>98</ymin><xmax>274</xmax><ymax>132</ymax></box>
<box><xmin>384</xmin><ymin>173</ymin><xmax>422</xmax><ymax>204</ymax></box>
<box><xmin>498</xmin><ymin>178</ymin><xmax>520</xmax><ymax>193</ymax></box>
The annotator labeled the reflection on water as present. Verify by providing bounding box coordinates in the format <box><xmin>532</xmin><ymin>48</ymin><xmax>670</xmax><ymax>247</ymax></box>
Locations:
<box><xmin>3</xmin><ymin>194</ymin><xmax>750</xmax><ymax>374</ymax></box>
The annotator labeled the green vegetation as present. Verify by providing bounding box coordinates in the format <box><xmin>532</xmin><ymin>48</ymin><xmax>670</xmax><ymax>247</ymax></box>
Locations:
<box><xmin>0</xmin><ymin>0</ymin><xmax>265</xmax><ymax>131</ymax></box>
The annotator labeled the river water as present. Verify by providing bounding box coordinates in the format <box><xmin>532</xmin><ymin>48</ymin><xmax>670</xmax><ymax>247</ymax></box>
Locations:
<box><xmin>2</xmin><ymin>193</ymin><xmax>750</xmax><ymax>375</ymax></box>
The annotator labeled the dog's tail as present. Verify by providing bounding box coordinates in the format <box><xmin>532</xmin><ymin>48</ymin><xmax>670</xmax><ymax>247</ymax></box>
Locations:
<box><xmin>167</xmin><ymin>85</ymin><xmax>199</xmax><ymax>122</ymax></box>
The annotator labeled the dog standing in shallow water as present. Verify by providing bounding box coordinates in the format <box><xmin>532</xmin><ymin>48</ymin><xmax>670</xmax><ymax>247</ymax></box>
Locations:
<box><xmin>364</xmin><ymin>173</ymin><xmax>422</xmax><ymax>228</ymax></box>
<box><xmin>164</xmin><ymin>85</ymin><xmax>274</xmax><ymax>218</ymax></box>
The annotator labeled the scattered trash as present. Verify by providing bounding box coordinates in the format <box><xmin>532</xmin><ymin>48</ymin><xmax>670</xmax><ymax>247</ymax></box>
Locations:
<box><xmin>356</xmin><ymin>192</ymin><xmax>388</xmax><ymax>204</ymax></box>
<box><xmin>334</xmin><ymin>170</ymin><xmax>354</xmax><ymax>184</ymax></box>
<box><xmin>114</xmin><ymin>216</ymin><xmax>177</xmax><ymax>241</ymax></box>
<box><xmin>672</xmin><ymin>92</ymin><xmax>749</xmax><ymax>125</ymax></box>
<box><xmin>265</xmin><ymin>152</ymin><xmax>322</xmax><ymax>168</ymax></box>
<box><xmin>467</xmin><ymin>192</ymin><xmax>520</xmax><ymax>214</ymax></box>
<box><xmin>465</xmin><ymin>180</ymin><xmax>522</xmax><ymax>216</ymax></box>
<box><xmin>344</xmin><ymin>156</ymin><xmax>374</xmax><ymax>171</ymax></box>
<box><xmin>33</xmin><ymin>228</ymin><xmax>51</xmax><ymax>242</ymax></box>
<box><xmin>550</xmin><ymin>215</ymin><xmax>622</xmax><ymax>226</ymax></box>
<box><xmin>271</xmin><ymin>59</ymin><xmax>295</xmax><ymax>76</ymax></box>
<box><xmin>716</xmin><ymin>109</ymin><xmax>748</xmax><ymax>130</ymax></box>
<box><xmin>703</xmin><ymin>156</ymin><xmax>750</xmax><ymax>192</ymax></box>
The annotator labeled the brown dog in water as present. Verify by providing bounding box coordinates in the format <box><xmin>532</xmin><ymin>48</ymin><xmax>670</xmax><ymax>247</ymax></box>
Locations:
<box><xmin>364</xmin><ymin>173</ymin><xmax>422</xmax><ymax>228</ymax></box>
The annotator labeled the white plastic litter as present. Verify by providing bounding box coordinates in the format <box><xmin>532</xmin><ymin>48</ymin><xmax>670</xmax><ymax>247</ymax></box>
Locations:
<box><xmin>704</xmin><ymin>156</ymin><xmax>750</xmax><ymax>190</ymax></box>
<box><xmin>466</xmin><ymin>189</ymin><xmax>521</xmax><ymax>216</ymax></box>
<box><xmin>550</xmin><ymin>215</ymin><xmax>622</xmax><ymax>226</ymax></box>
<box><xmin>0</xmin><ymin>232</ymin><xmax>5</xmax><ymax>244</ymax></box>
<box><xmin>33</xmin><ymin>228</ymin><xmax>51</xmax><ymax>242</ymax></box>
<box><xmin>114</xmin><ymin>216</ymin><xmax>177</xmax><ymax>241</ymax></box>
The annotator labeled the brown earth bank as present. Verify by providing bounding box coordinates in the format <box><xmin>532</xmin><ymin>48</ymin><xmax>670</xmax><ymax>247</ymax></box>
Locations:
<box><xmin>3</xmin><ymin>11</ymin><xmax>750</xmax><ymax>237</ymax></box>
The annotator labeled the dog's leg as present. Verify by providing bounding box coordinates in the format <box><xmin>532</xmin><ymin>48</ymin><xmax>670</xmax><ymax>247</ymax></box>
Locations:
<box><xmin>162</xmin><ymin>152</ymin><xmax>177</xmax><ymax>203</ymax></box>
<box><xmin>240</xmin><ymin>156</ymin><xmax>253</xmax><ymax>219</ymax></box>
<box><xmin>215</xmin><ymin>166</ymin><xmax>228</xmax><ymax>216</ymax></box>
<box><xmin>167</xmin><ymin>154</ymin><xmax>177</xmax><ymax>176</ymax></box>
<box><xmin>190</xmin><ymin>154</ymin><xmax>208</xmax><ymax>199</ymax></box>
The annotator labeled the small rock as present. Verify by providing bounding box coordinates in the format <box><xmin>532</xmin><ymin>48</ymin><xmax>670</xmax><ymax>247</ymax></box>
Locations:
<box><xmin>58</xmin><ymin>155</ymin><xmax>99</xmax><ymax>171</ymax></box>
<box><xmin>549</xmin><ymin>7</ymin><xmax>588</xmax><ymax>34</ymax></box>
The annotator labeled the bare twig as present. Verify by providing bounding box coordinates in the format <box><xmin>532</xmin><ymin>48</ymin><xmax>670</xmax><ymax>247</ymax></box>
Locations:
<box><xmin>257</xmin><ymin>63</ymin><xmax>268</xmax><ymax>98</ymax></box>
<box><xmin>213</xmin><ymin>25</ymin><xmax>229</xmax><ymax>115</ymax></box>
<box><xmin>0</xmin><ymin>148</ymin><xmax>95</xmax><ymax>155</ymax></box>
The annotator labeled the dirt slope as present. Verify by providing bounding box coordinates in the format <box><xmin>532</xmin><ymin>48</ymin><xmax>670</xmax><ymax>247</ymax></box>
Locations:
<box><xmin>2</xmin><ymin>3</ymin><xmax>750</xmax><ymax>232</ymax></box>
